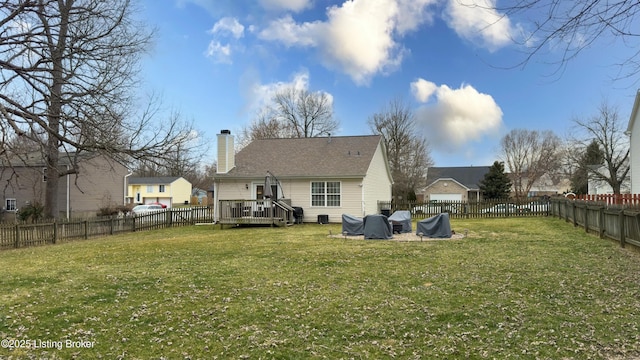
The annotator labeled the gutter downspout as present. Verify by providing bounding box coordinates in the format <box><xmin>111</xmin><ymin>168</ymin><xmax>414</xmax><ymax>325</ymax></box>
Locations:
<box><xmin>66</xmin><ymin>165</ymin><xmax>70</xmax><ymax>219</ymax></box>
<box><xmin>213</xmin><ymin>179</ymin><xmax>219</xmax><ymax>223</ymax></box>
<box><xmin>124</xmin><ymin>170</ymin><xmax>133</xmax><ymax>206</ymax></box>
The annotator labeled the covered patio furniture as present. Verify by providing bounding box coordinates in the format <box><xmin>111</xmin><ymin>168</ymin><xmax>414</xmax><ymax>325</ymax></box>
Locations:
<box><xmin>341</xmin><ymin>214</ymin><xmax>364</xmax><ymax>236</ymax></box>
<box><xmin>363</xmin><ymin>214</ymin><xmax>393</xmax><ymax>240</ymax></box>
<box><xmin>416</xmin><ymin>213</ymin><xmax>452</xmax><ymax>238</ymax></box>
<box><xmin>388</xmin><ymin>210</ymin><xmax>412</xmax><ymax>233</ymax></box>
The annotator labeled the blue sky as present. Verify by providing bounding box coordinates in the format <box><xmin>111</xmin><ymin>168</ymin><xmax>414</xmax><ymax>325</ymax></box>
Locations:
<box><xmin>139</xmin><ymin>0</ymin><xmax>639</xmax><ymax>167</ymax></box>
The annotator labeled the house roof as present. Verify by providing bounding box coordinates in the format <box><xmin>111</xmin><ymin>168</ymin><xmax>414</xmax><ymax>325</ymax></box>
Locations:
<box><xmin>128</xmin><ymin>176</ymin><xmax>185</xmax><ymax>185</ymax></box>
<box><xmin>425</xmin><ymin>166</ymin><xmax>491</xmax><ymax>190</ymax></box>
<box><xmin>1</xmin><ymin>151</ymin><xmax>107</xmax><ymax>167</ymax></box>
<box><xmin>217</xmin><ymin>135</ymin><xmax>384</xmax><ymax>178</ymax></box>
<box><xmin>626</xmin><ymin>89</ymin><xmax>640</xmax><ymax>134</ymax></box>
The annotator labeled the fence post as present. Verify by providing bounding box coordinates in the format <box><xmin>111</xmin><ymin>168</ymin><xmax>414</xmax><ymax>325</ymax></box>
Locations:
<box><xmin>599</xmin><ymin>207</ymin><xmax>605</xmax><ymax>239</ymax></box>
<box><xmin>584</xmin><ymin>205</ymin><xmax>589</xmax><ymax>233</ymax></box>
<box><xmin>619</xmin><ymin>210</ymin><xmax>626</xmax><ymax>248</ymax></box>
<box><xmin>572</xmin><ymin>202</ymin><xmax>577</xmax><ymax>227</ymax></box>
<box><xmin>53</xmin><ymin>220</ymin><xmax>58</xmax><ymax>244</ymax></box>
<box><xmin>84</xmin><ymin>220</ymin><xmax>88</xmax><ymax>239</ymax></box>
<box><xmin>110</xmin><ymin>216</ymin><xmax>114</xmax><ymax>235</ymax></box>
<box><xmin>14</xmin><ymin>224</ymin><xmax>19</xmax><ymax>248</ymax></box>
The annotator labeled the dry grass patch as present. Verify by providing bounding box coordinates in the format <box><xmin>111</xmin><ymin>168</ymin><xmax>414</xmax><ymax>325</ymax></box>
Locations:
<box><xmin>0</xmin><ymin>218</ymin><xmax>639</xmax><ymax>359</ymax></box>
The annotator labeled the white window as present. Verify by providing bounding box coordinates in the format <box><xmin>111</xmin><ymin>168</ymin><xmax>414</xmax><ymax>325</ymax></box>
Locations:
<box><xmin>311</xmin><ymin>181</ymin><xmax>341</xmax><ymax>207</ymax></box>
<box><xmin>159</xmin><ymin>185</ymin><xmax>165</xmax><ymax>193</ymax></box>
<box><xmin>5</xmin><ymin>198</ymin><xmax>17</xmax><ymax>211</ymax></box>
<box><xmin>147</xmin><ymin>185</ymin><xmax>153</xmax><ymax>193</ymax></box>
<box><xmin>42</xmin><ymin>167</ymin><xmax>47</xmax><ymax>182</ymax></box>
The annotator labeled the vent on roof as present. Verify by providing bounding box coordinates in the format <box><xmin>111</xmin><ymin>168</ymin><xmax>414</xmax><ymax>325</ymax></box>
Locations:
<box><xmin>348</xmin><ymin>150</ymin><xmax>361</xmax><ymax>156</ymax></box>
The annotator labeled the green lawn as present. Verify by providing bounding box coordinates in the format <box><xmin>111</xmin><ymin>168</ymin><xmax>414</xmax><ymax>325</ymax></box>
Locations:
<box><xmin>1</xmin><ymin>218</ymin><xmax>640</xmax><ymax>359</ymax></box>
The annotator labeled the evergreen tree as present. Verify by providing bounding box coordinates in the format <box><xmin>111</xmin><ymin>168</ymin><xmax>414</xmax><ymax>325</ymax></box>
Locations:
<box><xmin>480</xmin><ymin>161</ymin><xmax>512</xmax><ymax>199</ymax></box>
<box><xmin>570</xmin><ymin>140</ymin><xmax>605</xmax><ymax>194</ymax></box>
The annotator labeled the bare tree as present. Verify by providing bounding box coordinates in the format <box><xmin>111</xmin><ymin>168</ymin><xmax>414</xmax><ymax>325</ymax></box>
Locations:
<box><xmin>486</xmin><ymin>0</ymin><xmax>640</xmax><ymax>79</ymax></box>
<box><xmin>500</xmin><ymin>129</ymin><xmax>562</xmax><ymax>199</ymax></box>
<box><xmin>368</xmin><ymin>99</ymin><xmax>433</xmax><ymax>200</ymax></box>
<box><xmin>567</xmin><ymin>101</ymin><xmax>629</xmax><ymax>194</ymax></box>
<box><xmin>240</xmin><ymin>86</ymin><xmax>338</xmax><ymax>145</ymax></box>
<box><xmin>0</xmin><ymin>0</ymin><xmax>198</xmax><ymax>218</ymax></box>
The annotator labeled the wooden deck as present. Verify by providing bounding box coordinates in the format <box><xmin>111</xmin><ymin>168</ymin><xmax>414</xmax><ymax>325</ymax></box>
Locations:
<box><xmin>218</xmin><ymin>199</ymin><xmax>295</xmax><ymax>227</ymax></box>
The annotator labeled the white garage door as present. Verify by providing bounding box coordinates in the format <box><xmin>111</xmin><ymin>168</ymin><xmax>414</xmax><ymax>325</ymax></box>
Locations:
<box><xmin>430</xmin><ymin>194</ymin><xmax>462</xmax><ymax>202</ymax></box>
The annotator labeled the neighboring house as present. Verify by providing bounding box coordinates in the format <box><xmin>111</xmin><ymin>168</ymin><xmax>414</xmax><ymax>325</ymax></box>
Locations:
<box><xmin>212</xmin><ymin>130</ymin><xmax>393</xmax><ymax>223</ymax></box>
<box><xmin>420</xmin><ymin>166</ymin><xmax>570</xmax><ymax>202</ymax></box>
<box><xmin>626</xmin><ymin>89</ymin><xmax>640</xmax><ymax>193</ymax></box>
<box><xmin>127</xmin><ymin>177</ymin><xmax>192</xmax><ymax>207</ymax></box>
<box><xmin>420</xmin><ymin>166</ymin><xmax>491</xmax><ymax>202</ymax></box>
<box><xmin>0</xmin><ymin>152</ymin><xmax>129</xmax><ymax>218</ymax></box>
<box><xmin>192</xmin><ymin>188</ymin><xmax>208</xmax><ymax>205</ymax></box>
<box><xmin>587</xmin><ymin>165</ymin><xmax>631</xmax><ymax>195</ymax></box>
<box><xmin>526</xmin><ymin>173</ymin><xmax>571</xmax><ymax>197</ymax></box>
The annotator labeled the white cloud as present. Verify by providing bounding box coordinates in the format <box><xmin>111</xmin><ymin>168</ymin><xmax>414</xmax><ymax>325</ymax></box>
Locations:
<box><xmin>444</xmin><ymin>0</ymin><xmax>517</xmax><ymax>51</ymax></box>
<box><xmin>205</xmin><ymin>17</ymin><xmax>246</xmax><ymax>63</ymax></box>
<box><xmin>205</xmin><ymin>41</ymin><xmax>233</xmax><ymax>64</ymax></box>
<box><xmin>413</xmin><ymin>80</ymin><xmax>503</xmax><ymax>150</ymax></box>
<box><xmin>210</xmin><ymin>17</ymin><xmax>245</xmax><ymax>39</ymax></box>
<box><xmin>258</xmin><ymin>14</ymin><xmax>319</xmax><ymax>47</ymax></box>
<box><xmin>258</xmin><ymin>0</ymin><xmax>437</xmax><ymax>85</ymax></box>
<box><xmin>410</xmin><ymin>78</ymin><xmax>438</xmax><ymax>103</ymax></box>
<box><xmin>244</xmin><ymin>69</ymin><xmax>334</xmax><ymax>115</ymax></box>
<box><xmin>259</xmin><ymin>0</ymin><xmax>313</xmax><ymax>12</ymax></box>
<box><xmin>395</xmin><ymin>0</ymin><xmax>436</xmax><ymax>35</ymax></box>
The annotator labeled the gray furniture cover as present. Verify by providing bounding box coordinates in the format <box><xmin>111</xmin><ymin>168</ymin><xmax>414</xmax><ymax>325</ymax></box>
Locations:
<box><xmin>416</xmin><ymin>213</ymin><xmax>452</xmax><ymax>238</ymax></box>
<box><xmin>341</xmin><ymin>214</ymin><xmax>364</xmax><ymax>236</ymax></box>
<box><xmin>388</xmin><ymin>210</ymin><xmax>412</xmax><ymax>233</ymax></box>
<box><xmin>363</xmin><ymin>214</ymin><xmax>393</xmax><ymax>239</ymax></box>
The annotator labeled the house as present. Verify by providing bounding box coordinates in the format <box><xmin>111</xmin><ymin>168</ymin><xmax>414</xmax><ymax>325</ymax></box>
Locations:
<box><xmin>587</xmin><ymin>165</ymin><xmax>631</xmax><ymax>195</ymax></box>
<box><xmin>526</xmin><ymin>173</ymin><xmax>571</xmax><ymax>197</ymax></box>
<box><xmin>0</xmin><ymin>152</ymin><xmax>129</xmax><ymax>219</ymax></box>
<box><xmin>626</xmin><ymin>90</ymin><xmax>640</xmax><ymax>193</ymax></box>
<box><xmin>192</xmin><ymin>188</ymin><xmax>208</xmax><ymax>205</ymax></box>
<box><xmin>126</xmin><ymin>176</ymin><xmax>192</xmax><ymax>207</ymax></box>
<box><xmin>212</xmin><ymin>130</ymin><xmax>393</xmax><ymax>224</ymax></box>
<box><xmin>419</xmin><ymin>166</ymin><xmax>491</xmax><ymax>202</ymax></box>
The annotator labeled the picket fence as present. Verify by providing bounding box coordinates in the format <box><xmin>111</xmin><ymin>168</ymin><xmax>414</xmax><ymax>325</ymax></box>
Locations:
<box><xmin>569</xmin><ymin>193</ymin><xmax>640</xmax><ymax>208</ymax></box>
<box><xmin>0</xmin><ymin>207</ymin><xmax>215</xmax><ymax>250</ymax></box>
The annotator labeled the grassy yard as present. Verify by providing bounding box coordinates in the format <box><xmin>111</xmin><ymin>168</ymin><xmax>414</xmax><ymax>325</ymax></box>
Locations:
<box><xmin>1</xmin><ymin>218</ymin><xmax>640</xmax><ymax>359</ymax></box>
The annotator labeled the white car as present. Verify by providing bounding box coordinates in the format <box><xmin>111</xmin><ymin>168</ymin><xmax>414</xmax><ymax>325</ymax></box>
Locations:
<box><xmin>481</xmin><ymin>203</ymin><xmax>519</xmax><ymax>214</ymax></box>
<box><xmin>412</xmin><ymin>203</ymin><xmax>459</xmax><ymax>215</ymax></box>
<box><xmin>132</xmin><ymin>204</ymin><xmax>164</xmax><ymax>215</ymax></box>
<box><xmin>518</xmin><ymin>200</ymin><xmax>549</xmax><ymax>213</ymax></box>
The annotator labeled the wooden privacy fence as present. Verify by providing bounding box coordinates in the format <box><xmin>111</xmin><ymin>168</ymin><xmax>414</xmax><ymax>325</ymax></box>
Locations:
<box><xmin>549</xmin><ymin>198</ymin><xmax>640</xmax><ymax>248</ymax></box>
<box><xmin>0</xmin><ymin>206</ymin><xmax>215</xmax><ymax>250</ymax></box>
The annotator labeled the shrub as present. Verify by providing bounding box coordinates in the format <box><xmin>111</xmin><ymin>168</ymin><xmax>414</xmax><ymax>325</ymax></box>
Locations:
<box><xmin>17</xmin><ymin>202</ymin><xmax>45</xmax><ymax>222</ymax></box>
<box><xmin>97</xmin><ymin>204</ymin><xmax>130</xmax><ymax>217</ymax></box>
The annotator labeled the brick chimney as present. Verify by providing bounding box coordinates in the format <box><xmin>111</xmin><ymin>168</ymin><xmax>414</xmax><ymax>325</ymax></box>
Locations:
<box><xmin>216</xmin><ymin>130</ymin><xmax>235</xmax><ymax>174</ymax></box>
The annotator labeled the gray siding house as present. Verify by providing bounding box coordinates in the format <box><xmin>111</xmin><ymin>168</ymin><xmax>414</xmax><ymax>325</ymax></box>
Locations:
<box><xmin>213</xmin><ymin>131</ymin><xmax>393</xmax><ymax>224</ymax></box>
<box><xmin>1</xmin><ymin>152</ymin><xmax>130</xmax><ymax>219</ymax></box>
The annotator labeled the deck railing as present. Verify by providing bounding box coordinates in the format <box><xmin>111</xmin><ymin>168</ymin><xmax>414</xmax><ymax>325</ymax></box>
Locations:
<box><xmin>218</xmin><ymin>199</ymin><xmax>293</xmax><ymax>226</ymax></box>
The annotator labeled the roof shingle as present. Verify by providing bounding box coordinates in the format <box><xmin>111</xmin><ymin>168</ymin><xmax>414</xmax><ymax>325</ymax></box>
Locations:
<box><xmin>217</xmin><ymin>135</ymin><xmax>383</xmax><ymax>178</ymax></box>
<box><xmin>426</xmin><ymin>166</ymin><xmax>491</xmax><ymax>190</ymax></box>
